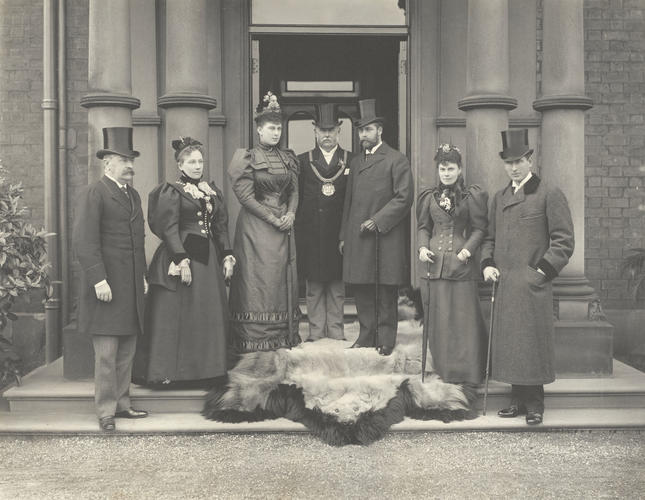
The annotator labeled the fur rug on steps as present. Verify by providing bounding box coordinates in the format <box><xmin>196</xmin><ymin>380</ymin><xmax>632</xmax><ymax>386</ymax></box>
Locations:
<box><xmin>203</xmin><ymin>320</ymin><xmax>476</xmax><ymax>446</ymax></box>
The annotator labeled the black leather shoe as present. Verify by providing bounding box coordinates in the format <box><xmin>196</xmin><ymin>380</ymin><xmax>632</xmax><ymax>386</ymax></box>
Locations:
<box><xmin>115</xmin><ymin>408</ymin><xmax>148</xmax><ymax>419</ymax></box>
<box><xmin>378</xmin><ymin>345</ymin><xmax>394</xmax><ymax>356</ymax></box>
<box><xmin>348</xmin><ymin>342</ymin><xmax>366</xmax><ymax>349</ymax></box>
<box><xmin>305</xmin><ymin>338</ymin><xmax>315</xmax><ymax>343</ymax></box>
<box><xmin>497</xmin><ymin>405</ymin><xmax>526</xmax><ymax>418</ymax></box>
<box><xmin>99</xmin><ymin>416</ymin><xmax>115</xmax><ymax>431</ymax></box>
<box><xmin>526</xmin><ymin>411</ymin><xmax>543</xmax><ymax>425</ymax></box>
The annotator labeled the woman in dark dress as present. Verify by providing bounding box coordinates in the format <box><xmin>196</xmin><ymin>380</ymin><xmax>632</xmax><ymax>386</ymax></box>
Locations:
<box><xmin>228</xmin><ymin>91</ymin><xmax>301</xmax><ymax>352</ymax></box>
<box><xmin>133</xmin><ymin>137</ymin><xmax>235</xmax><ymax>385</ymax></box>
<box><xmin>417</xmin><ymin>144</ymin><xmax>488</xmax><ymax>385</ymax></box>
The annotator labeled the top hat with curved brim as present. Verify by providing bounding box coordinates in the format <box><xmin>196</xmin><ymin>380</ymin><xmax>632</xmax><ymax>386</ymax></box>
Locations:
<box><xmin>96</xmin><ymin>127</ymin><xmax>140</xmax><ymax>159</ymax></box>
<box><xmin>499</xmin><ymin>129</ymin><xmax>533</xmax><ymax>162</ymax></box>
<box><xmin>313</xmin><ymin>103</ymin><xmax>341</xmax><ymax>129</ymax></box>
<box><xmin>355</xmin><ymin>99</ymin><xmax>385</xmax><ymax>128</ymax></box>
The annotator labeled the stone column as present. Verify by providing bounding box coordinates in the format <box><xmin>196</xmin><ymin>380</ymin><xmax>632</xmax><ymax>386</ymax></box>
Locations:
<box><xmin>534</xmin><ymin>0</ymin><xmax>612</xmax><ymax>375</ymax></box>
<box><xmin>458</xmin><ymin>0</ymin><xmax>516</xmax><ymax>193</ymax></box>
<box><xmin>80</xmin><ymin>0</ymin><xmax>140</xmax><ymax>183</ymax></box>
<box><xmin>158</xmin><ymin>0</ymin><xmax>217</xmax><ymax>181</ymax></box>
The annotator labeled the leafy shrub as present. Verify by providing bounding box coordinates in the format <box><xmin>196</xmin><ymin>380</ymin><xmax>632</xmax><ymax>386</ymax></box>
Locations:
<box><xmin>0</xmin><ymin>161</ymin><xmax>50</xmax><ymax>386</ymax></box>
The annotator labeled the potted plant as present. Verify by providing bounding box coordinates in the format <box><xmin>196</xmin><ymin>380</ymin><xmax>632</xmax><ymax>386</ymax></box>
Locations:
<box><xmin>0</xmin><ymin>161</ymin><xmax>50</xmax><ymax>388</ymax></box>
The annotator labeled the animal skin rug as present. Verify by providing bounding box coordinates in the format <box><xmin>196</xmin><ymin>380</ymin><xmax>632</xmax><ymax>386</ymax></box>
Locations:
<box><xmin>204</xmin><ymin>320</ymin><xmax>475</xmax><ymax>446</ymax></box>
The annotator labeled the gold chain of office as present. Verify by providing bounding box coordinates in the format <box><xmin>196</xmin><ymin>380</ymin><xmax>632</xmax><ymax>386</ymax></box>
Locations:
<box><xmin>308</xmin><ymin>149</ymin><xmax>348</xmax><ymax>196</ymax></box>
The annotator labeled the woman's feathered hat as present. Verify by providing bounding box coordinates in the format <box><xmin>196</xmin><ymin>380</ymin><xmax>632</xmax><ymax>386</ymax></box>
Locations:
<box><xmin>434</xmin><ymin>143</ymin><xmax>462</xmax><ymax>165</ymax></box>
<box><xmin>254</xmin><ymin>91</ymin><xmax>282</xmax><ymax>123</ymax></box>
<box><xmin>171</xmin><ymin>136</ymin><xmax>203</xmax><ymax>161</ymax></box>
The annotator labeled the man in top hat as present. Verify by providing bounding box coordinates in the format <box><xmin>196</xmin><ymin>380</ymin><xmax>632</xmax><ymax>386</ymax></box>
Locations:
<box><xmin>339</xmin><ymin>99</ymin><xmax>414</xmax><ymax>356</ymax></box>
<box><xmin>481</xmin><ymin>128</ymin><xmax>574</xmax><ymax>425</ymax></box>
<box><xmin>73</xmin><ymin>127</ymin><xmax>149</xmax><ymax>431</ymax></box>
<box><xmin>295</xmin><ymin>104</ymin><xmax>352</xmax><ymax>342</ymax></box>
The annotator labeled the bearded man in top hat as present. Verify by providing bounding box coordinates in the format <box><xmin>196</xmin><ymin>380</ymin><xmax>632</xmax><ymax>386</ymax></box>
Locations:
<box><xmin>339</xmin><ymin>99</ymin><xmax>414</xmax><ymax>356</ymax></box>
<box><xmin>481</xmin><ymin>129</ymin><xmax>574</xmax><ymax>425</ymax></box>
<box><xmin>296</xmin><ymin>104</ymin><xmax>352</xmax><ymax>341</ymax></box>
<box><xmin>73</xmin><ymin>127</ymin><xmax>149</xmax><ymax>432</ymax></box>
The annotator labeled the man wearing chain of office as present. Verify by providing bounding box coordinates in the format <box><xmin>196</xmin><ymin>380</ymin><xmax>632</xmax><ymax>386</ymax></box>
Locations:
<box><xmin>295</xmin><ymin>103</ymin><xmax>352</xmax><ymax>342</ymax></box>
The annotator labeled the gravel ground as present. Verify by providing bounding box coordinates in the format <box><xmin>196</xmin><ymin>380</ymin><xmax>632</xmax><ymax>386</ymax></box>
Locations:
<box><xmin>1</xmin><ymin>432</ymin><xmax>644</xmax><ymax>499</ymax></box>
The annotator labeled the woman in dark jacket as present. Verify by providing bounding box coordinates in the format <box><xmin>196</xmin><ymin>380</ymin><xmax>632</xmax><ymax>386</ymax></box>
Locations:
<box><xmin>417</xmin><ymin>144</ymin><xmax>488</xmax><ymax>385</ymax></box>
<box><xmin>133</xmin><ymin>137</ymin><xmax>235</xmax><ymax>385</ymax></box>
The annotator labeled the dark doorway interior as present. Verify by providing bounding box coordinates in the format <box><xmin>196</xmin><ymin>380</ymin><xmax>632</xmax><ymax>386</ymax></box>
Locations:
<box><xmin>257</xmin><ymin>35</ymin><xmax>401</xmax><ymax>148</ymax></box>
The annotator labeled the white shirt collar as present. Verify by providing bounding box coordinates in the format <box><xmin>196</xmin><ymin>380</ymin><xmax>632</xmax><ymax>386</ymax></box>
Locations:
<box><xmin>365</xmin><ymin>141</ymin><xmax>383</xmax><ymax>155</ymax></box>
<box><xmin>319</xmin><ymin>145</ymin><xmax>338</xmax><ymax>164</ymax></box>
<box><xmin>512</xmin><ymin>171</ymin><xmax>533</xmax><ymax>193</ymax></box>
<box><xmin>105</xmin><ymin>173</ymin><xmax>127</xmax><ymax>190</ymax></box>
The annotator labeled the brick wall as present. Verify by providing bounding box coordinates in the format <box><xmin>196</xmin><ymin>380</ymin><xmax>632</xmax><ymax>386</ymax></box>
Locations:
<box><xmin>0</xmin><ymin>0</ymin><xmax>88</xmax><ymax>325</ymax></box>
<box><xmin>0</xmin><ymin>0</ymin><xmax>44</xmax><ymax>222</ymax></box>
<box><xmin>584</xmin><ymin>0</ymin><xmax>645</xmax><ymax>309</ymax></box>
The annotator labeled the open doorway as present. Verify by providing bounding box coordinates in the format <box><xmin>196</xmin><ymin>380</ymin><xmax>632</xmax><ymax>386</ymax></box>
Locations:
<box><xmin>252</xmin><ymin>35</ymin><xmax>404</xmax><ymax>153</ymax></box>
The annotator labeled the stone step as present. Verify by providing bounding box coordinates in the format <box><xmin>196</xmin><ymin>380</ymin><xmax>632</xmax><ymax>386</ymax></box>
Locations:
<box><xmin>4</xmin><ymin>357</ymin><xmax>645</xmax><ymax>414</ymax></box>
<box><xmin>1</xmin><ymin>408</ymin><xmax>644</xmax><ymax>435</ymax></box>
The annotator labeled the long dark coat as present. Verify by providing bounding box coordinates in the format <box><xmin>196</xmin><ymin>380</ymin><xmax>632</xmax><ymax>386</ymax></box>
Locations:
<box><xmin>295</xmin><ymin>146</ymin><xmax>350</xmax><ymax>282</ymax></box>
<box><xmin>73</xmin><ymin>176</ymin><xmax>147</xmax><ymax>336</ymax></box>
<box><xmin>480</xmin><ymin>174</ymin><xmax>574</xmax><ymax>385</ymax></box>
<box><xmin>340</xmin><ymin>142</ymin><xmax>414</xmax><ymax>285</ymax></box>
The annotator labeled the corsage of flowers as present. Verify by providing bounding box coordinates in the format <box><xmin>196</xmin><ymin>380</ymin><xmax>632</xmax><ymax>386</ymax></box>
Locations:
<box><xmin>181</xmin><ymin>181</ymin><xmax>217</xmax><ymax>214</ymax></box>
<box><xmin>439</xmin><ymin>189</ymin><xmax>452</xmax><ymax>212</ymax></box>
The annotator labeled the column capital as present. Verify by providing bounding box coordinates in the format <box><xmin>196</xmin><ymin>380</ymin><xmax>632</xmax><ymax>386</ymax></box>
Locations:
<box><xmin>158</xmin><ymin>92</ymin><xmax>217</xmax><ymax>110</ymax></box>
<box><xmin>81</xmin><ymin>93</ymin><xmax>141</xmax><ymax>110</ymax></box>
<box><xmin>533</xmin><ymin>95</ymin><xmax>593</xmax><ymax>112</ymax></box>
<box><xmin>458</xmin><ymin>94</ymin><xmax>517</xmax><ymax>112</ymax></box>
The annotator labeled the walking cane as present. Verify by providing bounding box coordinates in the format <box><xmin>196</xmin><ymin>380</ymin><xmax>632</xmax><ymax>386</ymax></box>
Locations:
<box><xmin>374</xmin><ymin>230</ymin><xmax>380</xmax><ymax>351</ymax></box>
<box><xmin>421</xmin><ymin>262</ymin><xmax>431</xmax><ymax>382</ymax></box>
<box><xmin>286</xmin><ymin>229</ymin><xmax>294</xmax><ymax>348</ymax></box>
<box><xmin>483</xmin><ymin>278</ymin><xmax>497</xmax><ymax>416</ymax></box>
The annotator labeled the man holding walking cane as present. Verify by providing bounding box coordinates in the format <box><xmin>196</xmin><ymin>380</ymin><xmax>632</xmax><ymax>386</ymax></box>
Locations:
<box><xmin>481</xmin><ymin>129</ymin><xmax>574</xmax><ymax>425</ymax></box>
<box><xmin>339</xmin><ymin>99</ymin><xmax>414</xmax><ymax>356</ymax></box>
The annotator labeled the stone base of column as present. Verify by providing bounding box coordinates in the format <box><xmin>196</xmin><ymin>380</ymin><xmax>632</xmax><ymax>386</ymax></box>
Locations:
<box><xmin>555</xmin><ymin>319</ymin><xmax>613</xmax><ymax>376</ymax></box>
<box><xmin>552</xmin><ymin>276</ymin><xmax>614</xmax><ymax>376</ymax></box>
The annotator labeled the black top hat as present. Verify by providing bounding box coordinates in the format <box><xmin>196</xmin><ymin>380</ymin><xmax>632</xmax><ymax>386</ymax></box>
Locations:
<box><xmin>96</xmin><ymin>127</ymin><xmax>140</xmax><ymax>159</ymax></box>
<box><xmin>499</xmin><ymin>129</ymin><xmax>533</xmax><ymax>162</ymax></box>
<box><xmin>313</xmin><ymin>103</ymin><xmax>341</xmax><ymax>129</ymax></box>
<box><xmin>355</xmin><ymin>99</ymin><xmax>385</xmax><ymax>128</ymax></box>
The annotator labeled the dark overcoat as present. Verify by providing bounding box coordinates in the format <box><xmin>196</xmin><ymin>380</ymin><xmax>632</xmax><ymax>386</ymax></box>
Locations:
<box><xmin>339</xmin><ymin>142</ymin><xmax>414</xmax><ymax>285</ymax></box>
<box><xmin>480</xmin><ymin>174</ymin><xmax>574</xmax><ymax>385</ymax></box>
<box><xmin>73</xmin><ymin>176</ymin><xmax>147</xmax><ymax>336</ymax></box>
<box><xmin>295</xmin><ymin>146</ymin><xmax>350</xmax><ymax>282</ymax></box>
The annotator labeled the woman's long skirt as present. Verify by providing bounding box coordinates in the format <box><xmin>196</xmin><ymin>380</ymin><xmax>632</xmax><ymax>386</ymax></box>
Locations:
<box><xmin>421</xmin><ymin>278</ymin><xmax>487</xmax><ymax>384</ymax></box>
<box><xmin>133</xmin><ymin>239</ymin><xmax>229</xmax><ymax>384</ymax></box>
<box><xmin>228</xmin><ymin>208</ymin><xmax>301</xmax><ymax>353</ymax></box>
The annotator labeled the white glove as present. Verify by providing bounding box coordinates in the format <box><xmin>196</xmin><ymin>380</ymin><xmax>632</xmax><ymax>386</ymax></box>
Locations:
<box><xmin>483</xmin><ymin>266</ymin><xmax>500</xmax><ymax>282</ymax></box>
<box><xmin>94</xmin><ymin>280</ymin><xmax>112</xmax><ymax>302</ymax></box>
<box><xmin>418</xmin><ymin>247</ymin><xmax>435</xmax><ymax>263</ymax></box>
